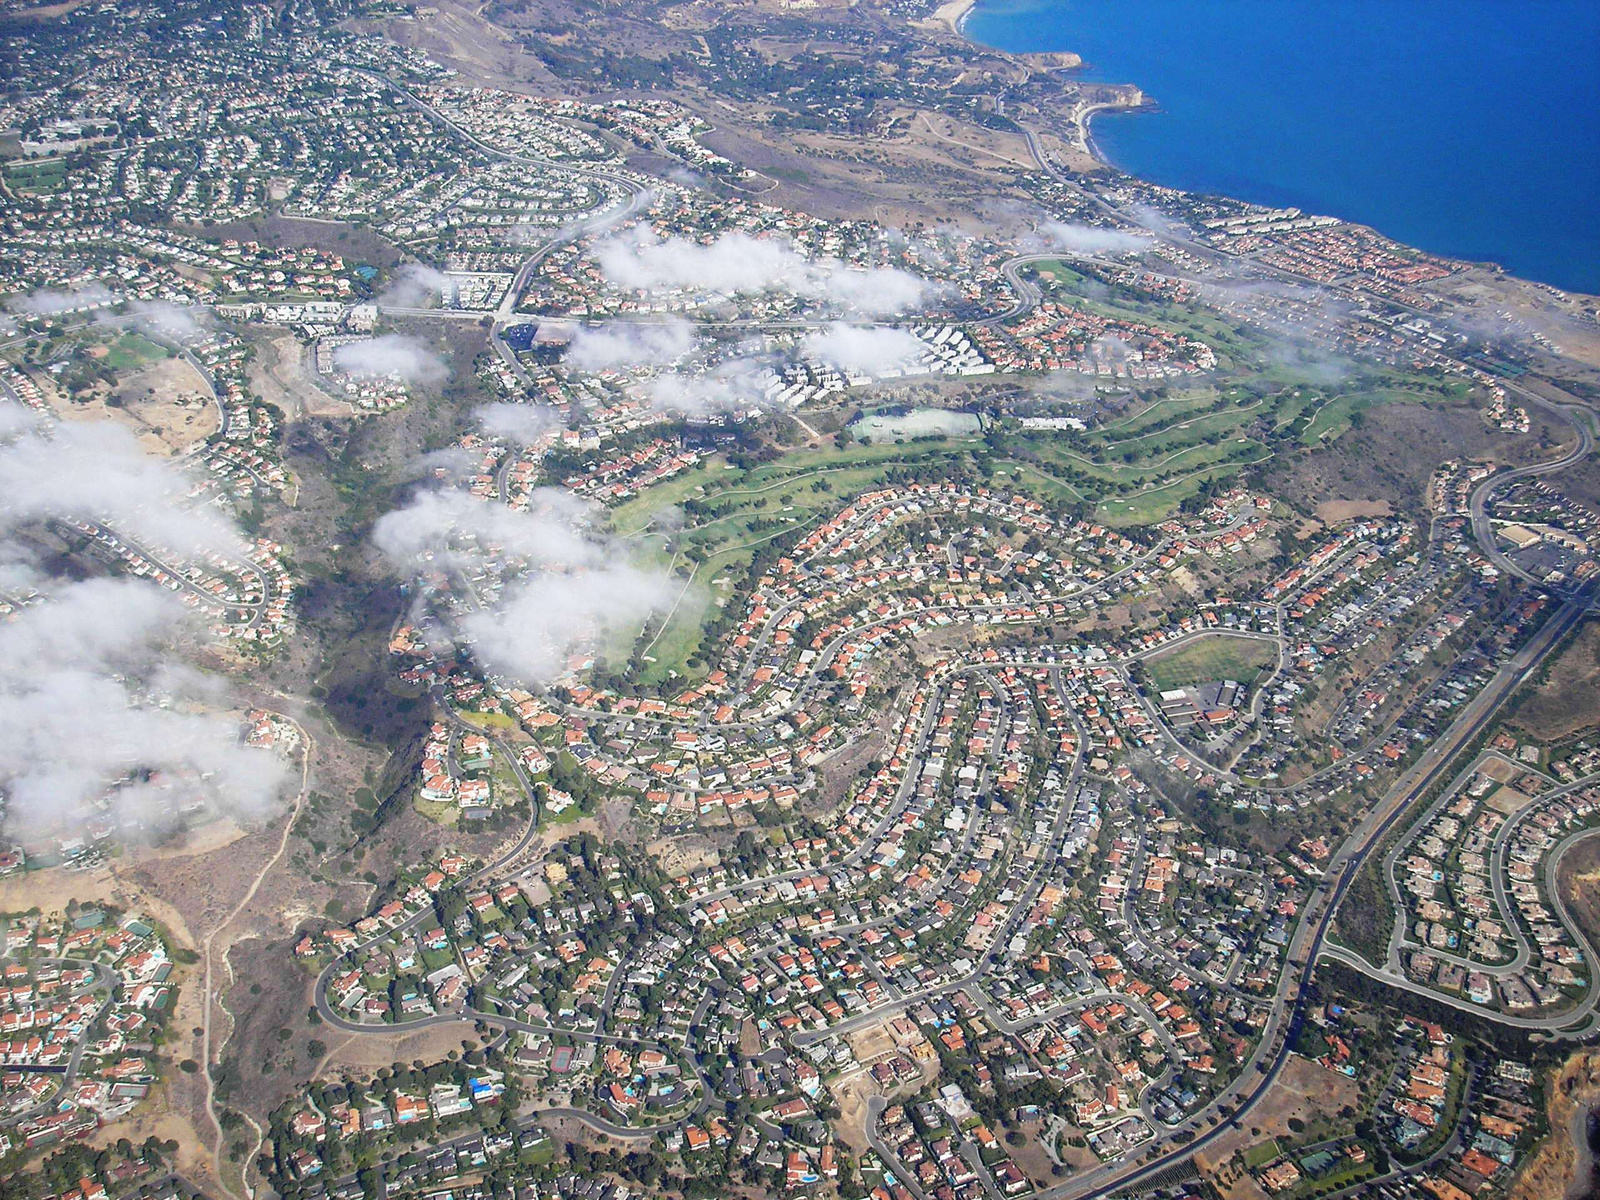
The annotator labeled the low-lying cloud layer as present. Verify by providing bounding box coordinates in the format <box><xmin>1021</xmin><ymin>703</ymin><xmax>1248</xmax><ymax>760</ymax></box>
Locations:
<box><xmin>1043</xmin><ymin>221</ymin><xmax>1151</xmax><ymax>257</ymax></box>
<box><xmin>6</xmin><ymin>281</ymin><xmax>117</xmax><ymax>316</ymax></box>
<box><xmin>333</xmin><ymin>332</ymin><xmax>447</xmax><ymax>384</ymax></box>
<box><xmin>0</xmin><ymin>579</ymin><xmax>287</xmax><ymax>839</ymax></box>
<box><xmin>116</xmin><ymin>298</ymin><xmax>207</xmax><ymax>340</ymax></box>
<box><xmin>646</xmin><ymin>355</ymin><xmax>772</xmax><ymax>416</ymax></box>
<box><xmin>597</xmin><ymin>231</ymin><xmax>931</xmax><ymax>315</ymax></box>
<box><xmin>565</xmin><ymin>318</ymin><xmax>696</xmax><ymax>372</ymax></box>
<box><xmin>0</xmin><ymin>419</ymin><xmax>245</xmax><ymax>559</ymax></box>
<box><xmin>802</xmin><ymin>323</ymin><xmax>926</xmax><ymax>375</ymax></box>
<box><xmin>477</xmin><ymin>402</ymin><xmax>558</xmax><ymax>447</ymax></box>
<box><xmin>378</xmin><ymin>264</ymin><xmax>457</xmax><ymax>310</ymax></box>
<box><xmin>374</xmin><ymin>483</ymin><xmax>672</xmax><ymax>686</ymax></box>
<box><xmin>0</xmin><ymin>407</ymin><xmax>286</xmax><ymax>841</ymax></box>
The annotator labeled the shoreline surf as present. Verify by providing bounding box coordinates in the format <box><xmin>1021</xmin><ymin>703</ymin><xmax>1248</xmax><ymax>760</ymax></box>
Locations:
<box><xmin>957</xmin><ymin>0</ymin><xmax>1600</xmax><ymax>296</ymax></box>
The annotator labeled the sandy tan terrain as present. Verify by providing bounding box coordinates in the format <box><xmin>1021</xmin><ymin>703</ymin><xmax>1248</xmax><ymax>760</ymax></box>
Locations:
<box><xmin>247</xmin><ymin>332</ymin><xmax>348</xmax><ymax>420</ymax></box>
<box><xmin>1510</xmin><ymin>1048</ymin><xmax>1600</xmax><ymax>1200</ymax></box>
<box><xmin>1314</xmin><ymin>498</ymin><xmax>1393</xmax><ymax>523</ymax></box>
<box><xmin>918</xmin><ymin>0</ymin><xmax>976</xmax><ymax>36</ymax></box>
<box><xmin>318</xmin><ymin>1023</ymin><xmax>481</xmax><ymax>1076</ymax></box>
<box><xmin>1195</xmin><ymin>1055</ymin><xmax>1361</xmax><ymax>1172</ymax></box>
<box><xmin>1510</xmin><ymin>617</ymin><xmax>1600</xmax><ymax>742</ymax></box>
<box><xmin>36</xmin><ymin>351</ymin><xmax>216</xmax><ymax>455</ymax></box>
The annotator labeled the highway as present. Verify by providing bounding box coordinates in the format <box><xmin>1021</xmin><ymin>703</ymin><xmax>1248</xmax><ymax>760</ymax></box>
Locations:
<box><xmin>287</xmin><ymin>96</ymin><xmax>1600</xmax><ymax>1191</ymax></box>
<box><xmin>1021</xmin><ymin>584</ymin><xmax>1594</xmax><ymax>1199</ymax></box>
<box><xmin>359</xmin><ymin>68</ymin><xmax>654</xmax><ymax>379</ymax></box>
<box><xmin>1330</xmin><ymin>753</ymin><xmax>1600</xmax><ymax>1037</ymax></box>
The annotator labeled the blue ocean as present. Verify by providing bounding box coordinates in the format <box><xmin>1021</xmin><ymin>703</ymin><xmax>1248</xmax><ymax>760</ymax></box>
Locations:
<box><xmin>964</xmin><ymin>0</ymin><xmax>1600</xmax><ymax>295</ymax></box>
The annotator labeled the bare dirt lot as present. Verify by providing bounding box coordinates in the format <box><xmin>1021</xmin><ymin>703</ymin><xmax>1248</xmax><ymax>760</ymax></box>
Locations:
<box><xmin>1262</xmin><ymin>401</ymin><xmax>1575</xmax><ymax>522</ymax></box>
<box><xmin>316</xmin><ymin>1015</ymin><xmax>480</xmax><ymax>1077</ymax></box>
<box><xmin>45</xmin><ymin>349</ymin><xmax>217</xmax><ymax>455</ymax></box>
<box><xmin>830</xmin><ymin>1056</ymin><xmax>939</xmax><ymax>1158</ymax></box>
<box><xmin>1314</xmin><ymin>498</ymin><xmax>1393</xmax><ymax>523</ymax></box>
<box><xmin>0</xmin><ymin>815</ymin><xmax>247</xmax><ymax>914</ymax></box>
<box><xmin>249</xmin><ymin>332</ymin><xmax>331</xmax><ymax>421</ymax></box>
<box><xmin>1195</xmin><ymin>1055</ymin><xmax>1361</xmax><ymax>1173</ymax></box>
<box><xmin>1556</xmin><ymin>831</ymin><xmax>1600</xmax><ymax>951</ymax></box>
<box><xmin>1509</xmin><ymin>615</ymin><xmax>1600</xmax><ymax>742</ymax></box>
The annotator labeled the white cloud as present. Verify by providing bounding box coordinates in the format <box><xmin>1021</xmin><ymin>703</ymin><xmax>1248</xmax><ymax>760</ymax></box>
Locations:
<box><xmin>802</xmin><ymin>323</ymin><xmax>926</xmax><ymax>375</ymax></box>
<box><xmin>6</xmin><ymin>282</ymin><xmax>116</xmax><ymax>316</ymax></box>
<box><xmin>596</xmin><ymin>231</ymin><xmax>932</xmax><ymax>315</ymax></box>
<box><xmin>819</xmin><ymin>266</ymin><xmax>930</xmax><ymax>314</ymax></box>
<box><xmin>0</xmin><ymin>419</ymin><xmax>245</xmax><ymax>560</ymax></box>
<box><xmin>374</xmin><ymin>486</ymin><xmax>672</xmax><ymax>686</ymax></box>
<box><xmin>565</xmin><ymin>319</ymin><xmax>696</xmax><ymax>372</ymax></box>
<box><xmin>333</xmin><ymin>333</ymin><xmax>446</xmax><ymax>384</ymax></box>
<box><xmin>375</xmin><ymin>487</ymin><xmax>594</xmax><ymax>572</ymax></box>
<box><xmin>477</xmin><ymin>403</ymin><xmax>559</xmax><ymax>446</ymax></box>
<box><xmin>119</xmin><ymin>299</ymin><xmax>206</xmax><ymax>339</ymax></box>
<box><xmin>1043</xmin><ymin>221</ymin><xmax>1150</xmax><ymax>257</ymax></box>
<box><xmin>0</xmin><ymin>579</ymin><xmax>287</xmax><ymax>839</ymax></box>
<box><xmin>460</xmin><ymin>562</ymin><xmax>674</xmax><ymax>684</ymax></box>
<box><xmin>1091</xmin><ymin>333</ymin><xmax>1134</xmax><ymax>364</ymax></box>
<box><xmin>0</xmin><ymin>405</ymin><xmax>289</xmax><ymax>843</ymax></box>
<box><xmin>646</xmin><ymin>357</ymin><xmax>772</xmax><ymax>415</ymax></box>
<box><xmin>378</xmin><ymin>264</ymin><xmax>457</xmax><ymax>309</ymax></box>
<box><xmin>598</xmin><ymin>231</ymin><xmax>795</xmax><ymax>295</ymax></box>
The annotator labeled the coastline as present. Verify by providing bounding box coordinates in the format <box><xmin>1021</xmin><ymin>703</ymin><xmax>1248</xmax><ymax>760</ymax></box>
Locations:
<box><xmin>942</xmin><ymin>0</ymin><xmax>1138</xmax><ymax>174</ymax></box>
<box><xmin>930</xmin><ymin>0</ymin><xmax>978</xmax><ymax>36</ymax></box>
<box><xmin>1075</xmin><ymin>99</ymin><xmax>1140</xmax><ymax>173</ymax></box>
<box><xmin>949</xmin><ymin>0</ymin><xmax>1600</xmax><ymax>295</ymax></box>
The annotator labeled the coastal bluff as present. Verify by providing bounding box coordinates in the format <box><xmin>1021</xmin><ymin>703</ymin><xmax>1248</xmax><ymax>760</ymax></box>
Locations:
<box><xmin>1018</xmin><ymin>49</ymin><xmax>1083</xmax><ymax>70</ymax></box>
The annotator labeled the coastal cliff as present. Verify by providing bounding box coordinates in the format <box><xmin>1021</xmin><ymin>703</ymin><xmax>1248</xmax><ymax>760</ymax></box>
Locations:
<box><xmin>1017</xmin><ymin>49</ymin><xmax>1083</xmax><ymax>70</ymax></box>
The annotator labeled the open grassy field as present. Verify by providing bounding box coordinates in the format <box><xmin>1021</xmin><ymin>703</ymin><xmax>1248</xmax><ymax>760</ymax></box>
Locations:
<box><xmin>1145</xmin><ymin>635</ymin><xmax>1279</xmax><ymax>691</ymax></box>
<box><xmin>1094</xmin><ymin>457</ymin><xmax>1272</xmax><ymax>527</ymax></box>
<box><xmin>102</xmin><ymin>331</ymin><xmax>174</xmax><ymax>370</ymax></box>
<box><xmin>4</xmin><ymin>157</ymin><xmax>67</xmax><ymax>194</ymax></box>
<box><xmin>635</xmin><ymin>574</ymin><xmax>710</xmax><ymax>687</ymax></box>
<box><xmin>1097</xmin><ymin>391</ymin><xmax>1221</xmax><ymax>438</ymax></box>
<box><xmin>1241</xmin><ymin>1138</ymin><xmax>1281</xmax><ymax>1169</ymax></box>
<box><xmin>459</xmin><ymin>710</ymin><xmax>518</xmax><ymax>731</ymax></box>
<box><xmin>1028</xmin><ymin>432</ymin><xmax>1269</xmax><ymax>488</ymax></box>
<box><xmin>1098</xmin><ymin>395</ymin><xmax>1258</xmax><ymax>451</ymax></box>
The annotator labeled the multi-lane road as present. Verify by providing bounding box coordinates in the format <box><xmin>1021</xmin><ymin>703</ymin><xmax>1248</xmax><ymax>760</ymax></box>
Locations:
<box><xmin>1030</xmin><ymin>583</ymin><xmax>1595</xmax><ymax>1198</ymax></box>
<box><xmin>296</xmin><ymin>92</ymin><xmax>1600</xmax><ymax>1192</ymax></box>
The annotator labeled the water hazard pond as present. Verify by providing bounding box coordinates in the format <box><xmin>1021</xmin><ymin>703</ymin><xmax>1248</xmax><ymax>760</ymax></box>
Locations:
<box><xmin>848</xmin><ymin>407</ymin><xmax>983</xmax><ymax>443</ymax></box>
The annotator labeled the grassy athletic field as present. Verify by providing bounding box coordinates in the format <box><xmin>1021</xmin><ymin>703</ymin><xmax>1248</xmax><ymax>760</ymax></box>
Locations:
<box><xmin>1145</xmin><ymin>635</ymin><xmax>1278</xmax><ymax>691</ymax></box>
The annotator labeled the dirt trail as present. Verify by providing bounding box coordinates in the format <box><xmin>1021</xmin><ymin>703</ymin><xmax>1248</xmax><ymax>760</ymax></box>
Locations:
<box><xmin>1511</xmin><ymin>1048</ymin><xmax>1600</xmax><ymax>1200</ymax></box>
<box><xmin>201</xmin><ymin>714</ymin><xmax>314</xmax><ymax>1199</ymax></box>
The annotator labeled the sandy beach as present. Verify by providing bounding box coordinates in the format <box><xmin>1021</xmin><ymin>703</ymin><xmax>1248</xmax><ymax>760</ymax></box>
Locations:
<box><xmin>929</xmin><ymin>0</ymin><xmax>978</xmax><ymax>35</ymax></box>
